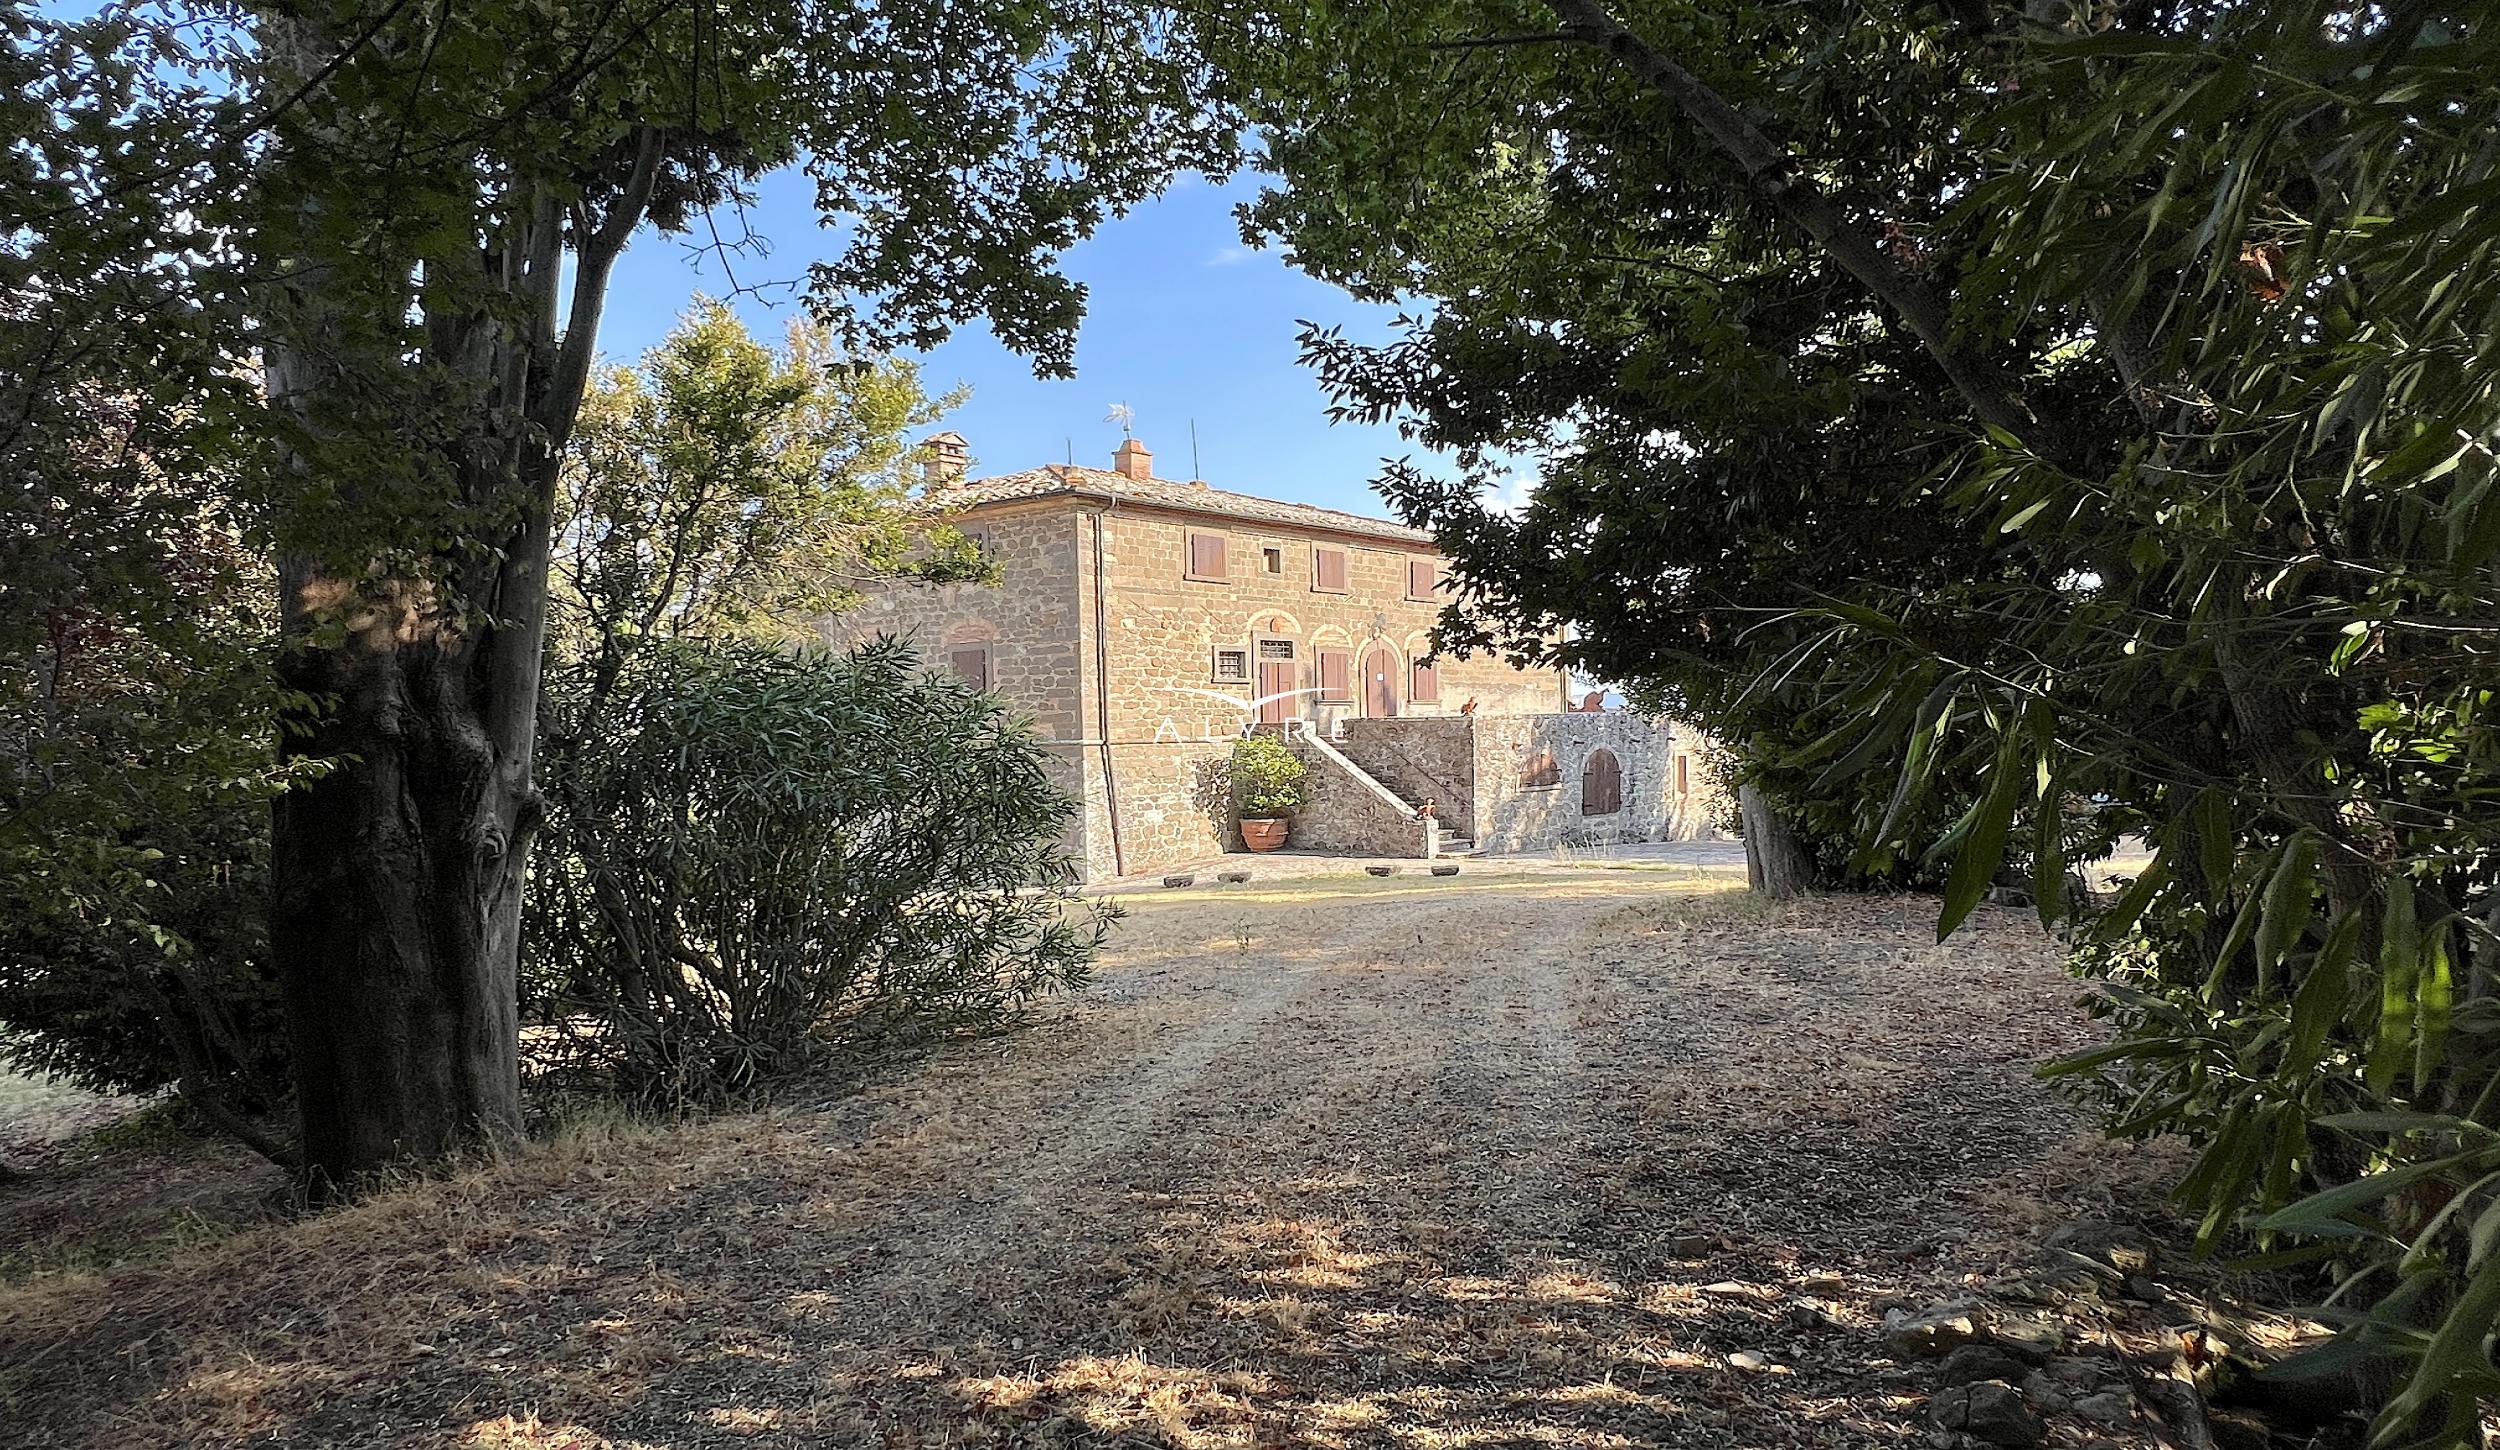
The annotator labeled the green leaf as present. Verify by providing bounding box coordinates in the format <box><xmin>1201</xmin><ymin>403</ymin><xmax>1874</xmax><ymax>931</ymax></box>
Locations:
<box><xmin>2192</xmin><ymin>786</ymin><xmax>2234</xmax><ymax>896</ymax></box>
<box><xmin>2256</xmin><ymin>1156</ymin><xmax>2466</xmax><ymax>1235</ymax></box>
<box><xmin>1936</xmin><ymin>725</ymin><xmax>2025</xmax><ymax>940</ymax></box>
<box><xmin>2369</xmin><ymin>877</ymin><xmax>2418</xmax><ymax>1097</ymax></box>
<box><xmin>2253</xmin><ymin>830</ymin><xmax>2320</xmax><ymax>994</ymax></box>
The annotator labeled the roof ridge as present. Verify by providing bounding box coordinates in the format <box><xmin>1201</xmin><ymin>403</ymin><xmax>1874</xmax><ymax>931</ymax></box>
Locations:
<box><xmin>931</xmin><ymin>462</ymin><xmax>1431</xmax><ymax>543</ymax></box>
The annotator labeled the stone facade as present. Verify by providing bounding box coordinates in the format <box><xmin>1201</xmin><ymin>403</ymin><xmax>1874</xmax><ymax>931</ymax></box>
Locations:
<box><xmin>824</xmin><ymin>439</ymin><xmax>1721</xmax><ymax>876</ymax></box>
<box><xmin>1333</xmin><ymin>712</ymin><xmax>1723</xmax><ymax>858</ymax></box>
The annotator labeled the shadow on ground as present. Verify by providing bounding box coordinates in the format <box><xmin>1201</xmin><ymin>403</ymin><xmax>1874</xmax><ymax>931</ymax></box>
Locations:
<box><xmin>0</xmin><ymin>875</ymin><xmax>2184</xmax><ymax>1449</ymax></box>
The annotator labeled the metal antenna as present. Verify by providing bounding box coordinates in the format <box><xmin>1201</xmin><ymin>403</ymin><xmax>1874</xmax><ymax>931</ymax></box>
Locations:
<box><xmin>1190</xmin><ymin>419</ymin><xmax>1201</xmax><ymax>480</ymax></box>
<box><xmin>1105</xmin><ymin>402</ymin><xmax>1135</xmax><ymax>438</ymax></box>
<box><xmin>1065</xmin><ymin>436</ymin><xmax>1074</xmax><ymax>465</ymax></box>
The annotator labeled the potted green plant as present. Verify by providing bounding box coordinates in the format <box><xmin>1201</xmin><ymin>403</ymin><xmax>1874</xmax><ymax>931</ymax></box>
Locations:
<box><xmin>1231</xmin><ymin>734</ymin><xmax>1309</xmax><ymax>851</ymax></box>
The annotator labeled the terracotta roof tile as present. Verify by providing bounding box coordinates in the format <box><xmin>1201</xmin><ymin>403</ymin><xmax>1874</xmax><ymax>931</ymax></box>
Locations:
<box><xmin>926</xmin><ymin>464</ymin><xmax>1434</xmax><ymax>546</ymax></box>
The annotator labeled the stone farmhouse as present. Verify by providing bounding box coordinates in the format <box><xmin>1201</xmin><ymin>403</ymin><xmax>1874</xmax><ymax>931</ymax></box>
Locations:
<box><xmin>825</xmin><ymin>433</ymin><xmax>1721</xmax><ymax>878</ymax></box>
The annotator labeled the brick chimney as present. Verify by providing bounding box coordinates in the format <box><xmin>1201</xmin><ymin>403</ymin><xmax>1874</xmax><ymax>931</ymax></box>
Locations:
<box><xmin>1112</xmin><ymin>437</ymin><xmax>1153</xmax><ymax>481</ymax></box>
<box><xmin>921</xmin><ymin>430</ymin><xmax>969</xmax><ymax>483</ymax></box>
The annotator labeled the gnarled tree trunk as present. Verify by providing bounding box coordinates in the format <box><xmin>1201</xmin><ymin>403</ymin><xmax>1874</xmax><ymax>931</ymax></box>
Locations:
<box><xmin>270</xmin><ymin>566</ymin><xmax>545</xmax><ymax>1190</ymax></box>
<box><xmin>258</xmin><ymin>74</ymin><xmax>660</xmax><ymax>1190</ymax></box>
<box><xmin>1739</xmin><ymin>783</ymin><xmax>1813</xmax><ymax>899</ymax></box>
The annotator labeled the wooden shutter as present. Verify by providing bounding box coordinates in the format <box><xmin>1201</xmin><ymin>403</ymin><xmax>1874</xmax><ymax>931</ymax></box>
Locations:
<box><xmin>1408</xmin><ymin>558</ymin><xmax>1437</xmax><ymax>599</ymax></box>
<box><xmin>1522</xmin><ymin>748</ymin><xmax>1560</xmax><ymax>788</ymax></box>
<box><xmin>1410</xmin><ymin>658</ymin><xmax>1439</xmax><ymax>703</ymax></box>
<box><xmin>1316</xmin><ymin>648</ymin><xmax>1351</xmax><ymax>701</ymax></box>
<box><xmin>947</xmin><ymin>646</ymin><xmax>990</xmax><ymax>689</ymax></box>
<box><xmin>1581</xmin><ymin>749</ymin><xmax>1622</xmax><ymax>815</ymax></box>
<box><xmin>1188</xmin><ymin>531</ymin><xmax>1227</xmax><ymax>581</ymax></box>
<box><xmin>1313</xmin><ymin>546</ymin><xmax>1347</xmax><ymax>592</ymax></box>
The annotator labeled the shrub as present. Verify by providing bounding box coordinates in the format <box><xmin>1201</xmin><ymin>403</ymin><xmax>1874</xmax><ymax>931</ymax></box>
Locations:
<box><xmin>528</xmin><ymin>636</ymin><xmax>1111</xmax><ymax>1104</ymax></box>
<box><xmin>1230</xmin><ymin>735</ymin><xmax>1308</xmax><ymax>819</ymax></box>
<box><xmin>0</xmin><ymin>790</ymin><xmax>290</xmax><ymax>1119</ymax></box>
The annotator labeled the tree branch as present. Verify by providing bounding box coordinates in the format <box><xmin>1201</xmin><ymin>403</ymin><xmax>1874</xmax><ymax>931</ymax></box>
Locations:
<box><xmin>1429</xmin><ymin>32</ymin><xmax>1575</xmax><ymax>50</ymax></box>
<box><xmin>542</xmin><ymin>125</ymin><xmax>664</xmax><ymax>450</ymax></box>
<box><xmin>1540</xmin><ymin>0</ymin><xmax>2063</xmax><ymax>465</ymax></box>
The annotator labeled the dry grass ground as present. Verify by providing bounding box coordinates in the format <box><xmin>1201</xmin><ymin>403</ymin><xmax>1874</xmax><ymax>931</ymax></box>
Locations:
<box><xmin>0</xmin><ymin>868</ymin><xmax>2194</xmax><ymax>1449</ymax></box>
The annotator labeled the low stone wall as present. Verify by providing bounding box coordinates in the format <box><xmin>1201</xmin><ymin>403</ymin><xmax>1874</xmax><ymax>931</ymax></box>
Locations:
<box><xmin>1470</xmin><ymin>714</ymin><xmax>1678</xmax><ymax>855</ymax></box>
<box><xmin>1284</xmin><ymin>732</ymin><xmax>1435</xmax><ymax>858</ymax></box>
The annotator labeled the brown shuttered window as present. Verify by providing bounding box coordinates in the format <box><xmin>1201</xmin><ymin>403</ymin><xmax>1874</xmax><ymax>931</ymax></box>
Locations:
<box><xmin>1316</xmin><ymin>648</ymin><xmax>1352</xmax><ymax>702</ymax></box>
<box><xmin>1581</xmin><ymin>749</ymin><xmax>1623</xmax><ymax>815</ymax></box>
<box><xmin>947</xmin><ymin>646</ymin><xmax>992</xmax><ymax>690</ymax></box>
<box><xmin>1312</xmin><ymin>546</ymin><xmax>1349</xmax><ymax>593</ymax></box>
<box><xmin>1186</xmin><ymin>531</ymin><xmax>1228</xmax><ymax>582</ymax></box>
<box><xmin>1410</xmin><ymin>658</ymin><xmax>1440</xmax><ymax>703</ymax></box>
<box><xmin>1407</xmin><ymin>558</ymin><xmax>1438</xmax><ymax>600</ymax></box>
<box><xmin>1520</xmin><ymin>747</ymin><xmax>1561</xmax><ymax>789</ymax></box>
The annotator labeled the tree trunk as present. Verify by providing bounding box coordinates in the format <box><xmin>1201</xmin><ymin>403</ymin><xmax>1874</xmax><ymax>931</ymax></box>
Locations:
<box><xmin>1739</xmin><ymin>783</ymin><xmax>1814</xmax><ymax>899</ymax></box>
<box><xmin>253</xmin><ymin>61</ymin><xmax>658</xmax><ymax>1188</ymax></box>
<box><xmin>271</xmin><ymin>578</ymin><xmax>540</xmax><ymax>1194</ymax></box>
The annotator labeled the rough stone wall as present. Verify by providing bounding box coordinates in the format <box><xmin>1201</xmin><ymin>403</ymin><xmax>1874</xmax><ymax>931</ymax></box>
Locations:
<box><xmin>1080</xmin><ymin>739</ymin><xmax>1235</xmax><ymax>879</ymax></box>
<box><xmin>1334</xmin><ymin>717</ymin><xmax>1475</xmax><ymax>837</ymax></box>
<box><xmin>1075</xmin><ymin>498</ymin><xmax>1560</xmax><ymax>875</ymax></box>
<box><xmin>820</xmin><ymin>500</ymin><xmax>1088</xmax><ymax>744</ymax></box>
<box><xmin>1469</xmin><ymin>713</ymin><xmax>1681</xmax><ymax>854</ymax></box>
<box><xmin>1083</xmin><ymin>501</ymin><xmax>1565</xmax><ymax>750</ymax></box>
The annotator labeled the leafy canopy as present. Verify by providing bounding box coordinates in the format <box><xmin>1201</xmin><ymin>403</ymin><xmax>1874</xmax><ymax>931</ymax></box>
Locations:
<box><xmin>1214</xmin><ymin>1</ymin><xmax>2500</xmax><ymax>1436</ymax></box>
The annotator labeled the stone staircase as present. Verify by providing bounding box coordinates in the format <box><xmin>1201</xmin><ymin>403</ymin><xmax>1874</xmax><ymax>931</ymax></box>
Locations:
<box><xmin>1286</xmin><ymin>731</ymin><xmax>1464</xmax><ymax>859</ymax></box>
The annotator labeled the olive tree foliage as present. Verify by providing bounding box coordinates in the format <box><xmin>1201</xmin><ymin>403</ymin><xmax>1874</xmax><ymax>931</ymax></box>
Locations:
<box><xmin>1214</xmin><ymin>2</ymin><xmax>2500</xmax><ymax>1436</ymax></box>
<box><xmin>527</xmin><ymin>638</ymin><xmax>1106</xmax><ymax>1106</ymax></box>
<box><xmin>7</xmin><ymin>0</ymin><xmax>1234</xmax><ymax>1192</ymax></box>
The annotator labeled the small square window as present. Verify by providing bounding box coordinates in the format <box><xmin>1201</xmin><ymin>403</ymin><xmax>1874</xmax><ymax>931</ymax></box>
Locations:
<box><xmin>945</xmin><ymin>645</ymin><xmax>992</xmax><ymax>691</ymax></box>
<box><xmin>1406</xmin><ymin>558</ymin><xmax>1439</xmax><ymax>601</ymax></box>
<box><xmin>1256</xmin><ymin>637</ymin><xmax>1296</xmax><ymax>662</ymax></box>
<box><xmin>1311</xmin><ymin>546</ymin><xmax>1349</xmax><ymax>593</ymax></box>
<box><xmin>1211</xmin><ymin>648</ymin><xmax>1250</xmax><ymax>684</ymax></box>
<box><xmin>1262</xmin><ymin>546</ymin><xmax>1284</xmax><ymax>574</ymax></box>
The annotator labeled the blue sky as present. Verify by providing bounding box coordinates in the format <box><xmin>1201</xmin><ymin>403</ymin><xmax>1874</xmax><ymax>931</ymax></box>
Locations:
<box><xmin>599</xmin><ymin>172</ymin><xmax>1426</xmax><ymax>521</ymax></box>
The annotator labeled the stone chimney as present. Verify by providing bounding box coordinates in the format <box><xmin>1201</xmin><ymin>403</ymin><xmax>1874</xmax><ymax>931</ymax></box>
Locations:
<box><xmin>1112</xmin><ymin>437</ymin><xmax>1153</xmax><ymax>481</ymax></box>
<box><xmin>921</xmin><ymin>430</ymin><xmax>969</xmax><ymax>483</ymax></box>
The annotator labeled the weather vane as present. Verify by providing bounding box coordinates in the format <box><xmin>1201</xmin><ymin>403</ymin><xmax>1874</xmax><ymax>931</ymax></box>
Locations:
<box><xmin>1105</xmin><ymin>402</ymin><xmax>1135</xmax><ymax>438</ymax></box>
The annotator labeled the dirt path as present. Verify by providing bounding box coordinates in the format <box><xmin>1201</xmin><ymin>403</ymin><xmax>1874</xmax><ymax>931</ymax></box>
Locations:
<box><xmin>0</xmin><ymin>869</ymin><xmax>2184</xmax><ymax>1449</ymax></box>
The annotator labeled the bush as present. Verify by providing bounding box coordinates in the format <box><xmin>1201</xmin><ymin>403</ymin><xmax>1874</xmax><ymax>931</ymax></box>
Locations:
<box><xmin>0</xmin><ymin>790</ymin><xmax>289</xmax><ymax>1117</ymax></box>
<box><xmin>529</xmin><ymin>636</ymin><xmax>1111</xmax><ymax>1104</ymax></box>
<box><xmin>1230</xmin><ymin>735</ymin><xmax>1308</xmax><ymax>819</ymax></box>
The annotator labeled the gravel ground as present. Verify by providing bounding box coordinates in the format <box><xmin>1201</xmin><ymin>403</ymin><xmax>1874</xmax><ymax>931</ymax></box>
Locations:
<box><xmin>0</xmin><ymin>870</ymin><xmax>2189</xmax><ymax>1449</ymax></box>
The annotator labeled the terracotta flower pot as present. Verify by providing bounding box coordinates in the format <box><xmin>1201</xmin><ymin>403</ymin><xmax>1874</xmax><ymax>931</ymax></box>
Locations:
<box><xmin>1240</xmin><ymin>817</ymin><xmax>1290</xmax><ymax>852</ymax></box>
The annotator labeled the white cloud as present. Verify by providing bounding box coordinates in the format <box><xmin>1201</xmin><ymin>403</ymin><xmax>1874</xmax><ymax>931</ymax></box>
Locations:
<box><xmin>1479</xmin><ymin>467</ymin><xmax>1541</xmax><ymax>516</ymax></box>
<box><xmin>1203</xmin><ymin>244</ymin><xmax>1256</xmax><ymax>267</ymax></box>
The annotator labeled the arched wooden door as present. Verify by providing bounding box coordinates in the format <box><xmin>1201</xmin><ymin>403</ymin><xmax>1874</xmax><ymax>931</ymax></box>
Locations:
<box><xmin>1581</xmin><ymin>748</ymin><xmax>1623</xmax><ymax>815</ymax></box>
<box><xmin>1360</xmin><ymin>647</ymin><xmax>1399</xmax><ymax>718</ymax></box>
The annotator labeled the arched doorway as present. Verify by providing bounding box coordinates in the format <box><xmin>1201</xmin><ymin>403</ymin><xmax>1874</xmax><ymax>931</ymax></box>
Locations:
<box><xmin>1360</xmin><ymin>647</ymin><xmax>1399</xmax><ymax>718</ymax></box>
<box><xmin>1581</xmin><ymin>748</ymin><xmax>1623</xmax><ymax>815</ymax></box>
